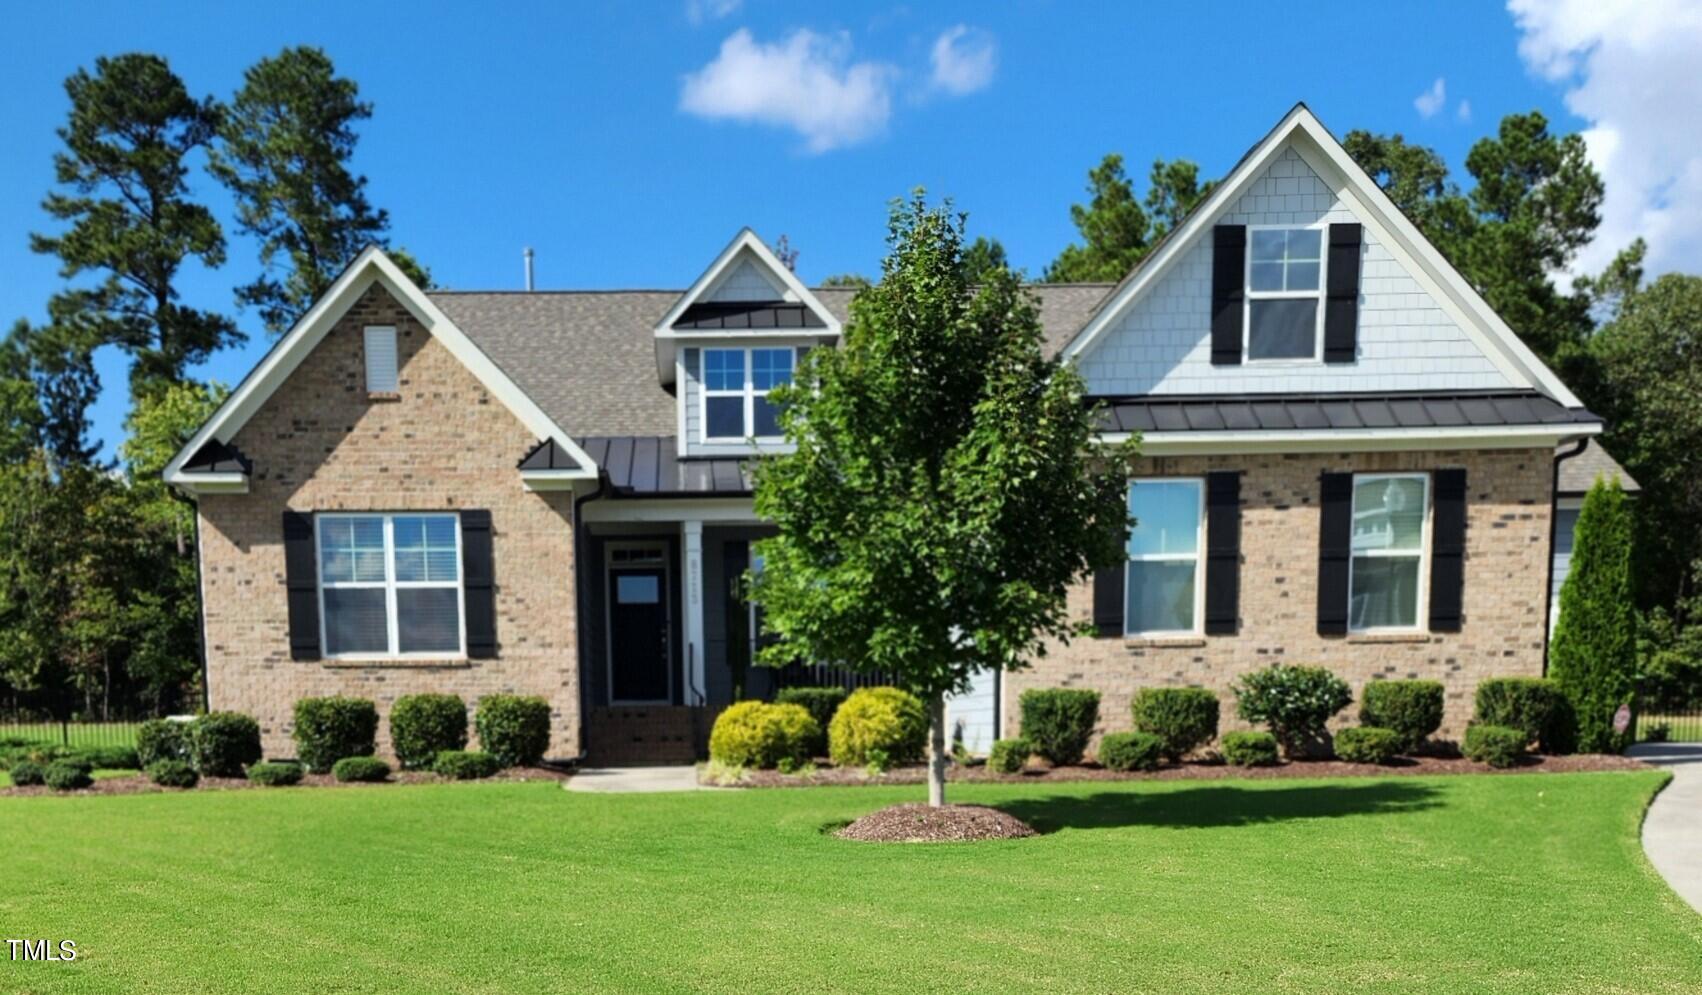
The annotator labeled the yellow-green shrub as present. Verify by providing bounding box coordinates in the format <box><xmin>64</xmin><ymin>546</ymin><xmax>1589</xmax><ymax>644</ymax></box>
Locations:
<box><xmin>827</xmin><ymin>687</ymin><xmax>926</xmax><ymax>767</ymax></box>
<box><xmin>708</xmin><ymin>701</ymin><xmax>819</xmax><ymax>769</ymax></box>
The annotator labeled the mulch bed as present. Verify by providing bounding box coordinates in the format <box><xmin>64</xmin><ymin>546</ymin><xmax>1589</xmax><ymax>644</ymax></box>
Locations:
<box><xmin>712</xmin><ymin>752</ymin><xmax>1651</xmax><ymax>789</ymax></box>
<box><xmin>1</xmin><ymin>765</ymin><xmax>571</xmax><ymax>798</ymax></box>
<box><xmin>835</xmin><ymin>803</ymin><xmax>1038</xmax><ymax>843</ymax></box>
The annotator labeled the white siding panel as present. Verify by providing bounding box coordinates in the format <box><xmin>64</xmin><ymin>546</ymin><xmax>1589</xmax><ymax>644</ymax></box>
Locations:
<box><xmin>707</xmin><ymin>257</ymin><xmax>786</xmax><ymax>302</ymax></box>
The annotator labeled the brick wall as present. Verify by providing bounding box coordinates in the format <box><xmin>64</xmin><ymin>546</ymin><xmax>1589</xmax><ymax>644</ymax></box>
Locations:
<box><xmin>1004</xmin><ymin>447</ymin><xmax>1553</xmax><ymax>749</ymax></box>
<box><xmin>197</xmin><ymin>283</ymin><xmax>580</xmax><ymax>761</ymax></box>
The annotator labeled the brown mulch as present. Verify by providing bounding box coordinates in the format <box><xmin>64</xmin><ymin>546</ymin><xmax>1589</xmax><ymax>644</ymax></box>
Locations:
<box><xmin>835</xmin><ymin>803</ymin><xmax>1038</xmax><ymax>843</ymax></box>
<box><xmin>1</xmin><ymin>765</ymin><xmax>571</xmax><ymax>798</ymax></box>
<box><xmin>712</xmin><ymin>752</ymin><xmax>1651</xmax><ymax>789</ymax></box>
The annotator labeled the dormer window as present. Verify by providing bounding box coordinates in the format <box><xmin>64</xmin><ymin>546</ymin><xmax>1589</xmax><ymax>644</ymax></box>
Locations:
<box><xmin>702</xmin><ymin>347</ymin><xmax>795</xmax><ymax>442</ymax></box>
<box><xmin>1245</xmin><ymin>227</ymin><xmax>1324</xmax><ymax>362</ymax></box>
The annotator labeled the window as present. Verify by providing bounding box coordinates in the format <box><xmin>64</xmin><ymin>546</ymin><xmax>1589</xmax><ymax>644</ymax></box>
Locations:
<box><xmin>1348</xmin><ymin>474</ymin><xmax>1429</xmax><ymax>631</ymax></box>
<box><xmin>317</xmin><ymin>513</ymin><xmax>464</xmax><ymax>657</ymax></box>
<box><xmin>1246</xmin><ymin>227</ymin><xmax>1323</xmax><ymax>361</ymax></box>
<box><xmin>1125</xmin><ymin>478</ymin><xmax>1204</xmax><ymax>635</ymax></box>
<box><xmin>700</xmin><ymin>347</ymin><xmax>794</xmax><ymax>442</ymax></box>
<box><xmin>364</xmin><ymin>326</ymin><xmax>398</xmax><ymax>392</ymax></box>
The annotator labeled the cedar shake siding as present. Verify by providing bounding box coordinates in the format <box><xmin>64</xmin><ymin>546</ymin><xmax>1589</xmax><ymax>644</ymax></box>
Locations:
<box><xmin>196</xmin><ymin>284</ymin><xmax>580</xmax><ymax>761</ymax></box>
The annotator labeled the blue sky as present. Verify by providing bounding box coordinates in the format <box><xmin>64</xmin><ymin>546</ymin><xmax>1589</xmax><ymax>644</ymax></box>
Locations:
<box><xmin>1</xmin><ymin>0</ymin><xmax>1694</xmax><ymax>457</ymax></box>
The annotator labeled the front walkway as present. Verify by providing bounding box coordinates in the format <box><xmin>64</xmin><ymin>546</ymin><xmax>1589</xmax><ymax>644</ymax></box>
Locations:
<box><xmin>563</xmin><ymin>765</ymin><xmax>703</xmax><ymax>793</ymax></box>
<box><xmin>1627</xmin><ymin>742</ymin><xmax>1702</xmax><ymax>913</ymax></box>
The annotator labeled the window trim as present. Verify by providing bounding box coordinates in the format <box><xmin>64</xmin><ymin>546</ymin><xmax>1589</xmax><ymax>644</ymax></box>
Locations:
<box><xmin>1124</xmin><ymin>476</ymin><xmax>1207</xmax><ymax>638</ymax></box>
<box><xmin>314</xmin><ymin>512</ymin><xmax>467</xmax><ymax>660</ymax></box>
<box><xmin>1243</xmin><ymin>223</ymin><xmax>1327</xmax><ymax>365</ymax></box>
<box><xmin>1346</xmin><ymin>472</ymin><xmax>1432</xmax><ymax>634</ymax></box>
<box><xmin>698</xmin><ymin>346</ymin><xmax>796</xmax><ymax>444</ymax></box>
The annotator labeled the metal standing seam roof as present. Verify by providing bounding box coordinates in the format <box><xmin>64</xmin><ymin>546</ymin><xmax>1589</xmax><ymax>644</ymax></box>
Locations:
<box><xmin>577</xmin><ymin>436</ymin><xmax>754</xmax><ymax>495</ymax></box>
<box><xmin>1092</xmin><ymin>391</ymin><xmax>1602</xmax><ymax>435</ymax></box>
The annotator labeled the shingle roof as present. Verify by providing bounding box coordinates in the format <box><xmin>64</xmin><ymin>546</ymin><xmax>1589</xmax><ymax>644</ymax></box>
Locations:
<box><xmin>1557</xmin><ymin>438</ymin><xmax>1640</xmax><ymax>495</ymax></box>
<box><xmin>1092</xmin><ymin>391</ymin><xmax>1602</xmax><ymax>434</ymax></box>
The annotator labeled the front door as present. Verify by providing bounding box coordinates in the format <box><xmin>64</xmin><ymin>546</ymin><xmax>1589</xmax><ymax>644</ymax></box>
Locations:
<box><xmin>609</xmin><ymin>567</ymin><xmax>670</xmax><ymax>703</ymax></box>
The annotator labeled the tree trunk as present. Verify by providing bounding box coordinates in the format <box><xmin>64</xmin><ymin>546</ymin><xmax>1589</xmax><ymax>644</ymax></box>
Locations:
<box><xmin>927</xmin><ymin>692</ymin><xmax>948</xmax><ymax>807</ymax></box>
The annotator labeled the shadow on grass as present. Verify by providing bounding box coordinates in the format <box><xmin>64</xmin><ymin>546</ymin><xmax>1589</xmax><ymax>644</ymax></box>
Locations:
<box><xmin>997</xmin><ymin>780</ymin><xmax>1441</xmax><ymax>833</ymax></box>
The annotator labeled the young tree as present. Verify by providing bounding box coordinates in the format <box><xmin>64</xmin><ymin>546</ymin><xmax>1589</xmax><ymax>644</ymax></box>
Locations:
<box><xmin>1549</xmin><ymin>477</ymin><xmax>1638</xmax><ymax>753</ymax></box>
<box><xmin>752</xmin><ymin>194</ymin><xmax>1133</xmax><ymax>806</ymax></box>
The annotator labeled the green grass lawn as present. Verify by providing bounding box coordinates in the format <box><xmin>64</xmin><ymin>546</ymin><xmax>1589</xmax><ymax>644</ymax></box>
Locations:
<box><xmin>1</xmin><ymin>772</ymin><xmax>1697</xmax><ymax>994</ymax></box>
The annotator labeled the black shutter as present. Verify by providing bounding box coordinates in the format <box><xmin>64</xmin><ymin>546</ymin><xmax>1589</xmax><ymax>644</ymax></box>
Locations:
<box><xmin>1428</xmin><ymin>469</ymin><xmax>1467</xmax><ymax>632</ymax></box>
<box><xmin>283</xmin><ymin>511</ymin><xmax>321</xmax><ymax>661</ymax></box>
<box><xmin>1092</xmin><ymin>564</ymin><xmax>1125</xmax><ymax>638</ymax></box>
<box><xmin>1204</xmin><ymin>471</ymin><xmax>1242</xmax><ymax>635</ymax></box>
<box><xmin>1324</xmin><ymin>223</ymin><xmax>1361</xmax><ymax>364</ymax></box>
<box><xmin>1317</xmin><ymin>473</ymin><xmax>1353</xmax><ymax>636</ymax></box>
<box><xmin>1211</xmin><ymin>225</ymin><xmax>1246</xmax><ymax>366</ymax></box>
<box><xmin>461</xmin><ymin>510</ymin><xmax>497</xmax><ymax>658</ymax></box>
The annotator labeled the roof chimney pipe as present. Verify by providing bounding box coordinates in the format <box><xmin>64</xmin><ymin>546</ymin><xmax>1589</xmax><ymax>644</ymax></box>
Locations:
<box><xmin>523</xmin><ymin>247</ymin><xmax>535</xmax><ymax>291</ymax></box>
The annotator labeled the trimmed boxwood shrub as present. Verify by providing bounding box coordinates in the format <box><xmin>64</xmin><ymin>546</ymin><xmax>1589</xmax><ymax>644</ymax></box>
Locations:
<box><xmin>8</xmin><ymin>759</ymin><xmax>46</xmax><ymax>786</ymax></box>
<box><xmin>1130</xmin><ymin>687</ymin><xmax>1220</xmax><ymax>761</ymax></box>
<box><xmin>710</xmin><ymin>701</ymin><xmax>820</xmax><ymax>769</ymax></box>
<box><xmin>774</xmin><ymin>686</ymin><xmax>846</xmax><ymax>755</ymax></box>
<box><xmin>390</xmin><ymin>694</ymin><xmax>468</xmax><ymax>770</ymax></box>
<box><xmin>828</xmin><ymin>687</ymin><xmax>927</xmax><ymax>767</ymax></box>
<box><xmin>1334</xmin><ymin>726</ymin><xmax>1401</xmax><ymax>765</ymax></box>
<box><xmin>1233</xmin><ymin>664</ymin><xmax>1352</xmax><ymax>758</ymax></box>
<box><xmin>475</xmin><ymin>694</ymin><xmax>551</xmax><ymax>768</ymax></box>
<box><xmin>1098</xmin><ymin>731</ymin><xmax>1163</xmax><ymax>772</ymax></box>
<box><xmin>1464</xmin><ymin>724</ymin><xmax>1527</xmax><ymax>768</ymax></box>
<box><xmin>246</xmin><ymin>761</ymin><xmax>304</xmax><ymax>787</ymax></box>
<box><xmin>190</xmin><ymin>712</ymin><xmax>262</xmax><ymax>777</ymax></box>
<box><xmin>1474</xmin><ymin>678</ymin><xmax>1572</xmax><ymax>753</ymax></box>
<box><xmin>136</xmin><ymin>718</ymin><xmax>191</xmax><ymax>767</ymax></box>
<box><xmin>293</xmin><ymin>697</ymin><xmax>379</xmax><ymax>773</ymax></box>
<box><xmin>1019</xmin><ymin>688</ymin><xmax>1101</xmax><ymax>766</ymax></box>
<box><xmin>987</xmin><ymin>737</ymin><xmax>1032</xmax><ymax>774</ymax></box>
<box><xmin>433</xmin><ymin>749</ymin><xmax>502</xmax><ymax>780</ymax></box>
<box><xmin>43</xmin><ymin>760</ymin><xmax>94</xmax><ymax>791</ymax></box>
<box><xmin>1359</xmin><ymin>680</ymin><xmax>1444</xmax><ymax>753</ymax></box>
<box><xmin>146</xmin><ymin>758</ymin><xmax>199</xmax><ymax>788</ymax></box>
<box><xmin>1221</xmin><ymin>730</ymin><xmax>1280</xmax><ymax>767</ymax></box>
<box><xmin>331</xmin><ymin>756</ymin><xmax>391</xmax><ymax>783</ymax></box>
<box><xmin>79</xmin><ymin>745</ymin><xmax>140</xmax><ymax>770</ymax></box>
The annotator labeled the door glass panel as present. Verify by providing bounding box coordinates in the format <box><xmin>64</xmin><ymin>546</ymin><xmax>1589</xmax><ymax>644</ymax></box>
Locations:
<box><xmin>617</xmin><ymin>574</ymin><xmax>660</xmax><ymax>604</ymax></box>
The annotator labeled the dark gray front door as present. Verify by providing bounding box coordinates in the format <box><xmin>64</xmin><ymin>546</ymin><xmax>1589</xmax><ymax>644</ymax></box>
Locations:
<box><xmin>609</xmin><ymin>568</ymin><xmax>669</xmax><ymax>703</ymax></box>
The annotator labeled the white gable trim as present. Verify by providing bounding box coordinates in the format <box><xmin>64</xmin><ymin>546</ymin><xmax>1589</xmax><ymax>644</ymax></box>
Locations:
<box><xmin>1062</xmin><ymin>105</ymin><xmax>1585</xmax><ymax>409</ymax></box>
<box><xmin>165</xmin><ymin>246</ymin><xmax>598</xmax><ymax>492</ymax></box>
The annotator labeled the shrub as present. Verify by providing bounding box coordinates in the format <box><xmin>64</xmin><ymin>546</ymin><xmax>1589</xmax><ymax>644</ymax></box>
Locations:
<box><xmin>1464</xmin><ymin>724</ymin><xmax>1527</xmax><ymax>768</ymax></box>
<box><xmin>43</xmin><ymin>760</ymin><xmax>94</xmax><ymax>791</ymax></box>
<box><xmin>774</xmin><ymin>686</ymin><xmax>846</xmax><ymax>755</ymax></box>
<box><xmin>1098</xmin><ymin>731</ymin><xmax>1163</xmax><ymax>772</ymax></box>
<box><xmin>1549</xmin><ymin>478</ymin><xmax>1638</xmax><ymax>753</ymax></box>
<box><xmin>1130</xmin><ymin>687</ymin><xmax>1220</xmax><ymax>761</ymax></box>
<box><xmin>432</xmin><ymin>750</ymin><xmax>501</xmax><ymax>780</ymax></box>
<box><xmin>1474</xmin><ymin>678</ymin><xmax>1571</xmax><ymax>752</ymax></box>
<box><xmin>136</xmin><ymin>718</ymin><xmax>191</xmax><ymax>767</ymax></box>
<box><xmin>8</xmin><ymin>760</ymin><xmax>45</xmax><ymax>786</ymax></box>
<box><xmin>190</xmin><ymin>712</ymin><xmax>262</xmax><ymax>777</ymax></box>
<box><xmin>1233</xmin><ymin>664</ymin><xmax>1352</xmax><ymax>757</ymax></box>
<box><xmin>390</xmin><ymin>694</ymin><xmax>468</xmax><ymax>770</ymax></box>
<box><xmin>828</xmin><ymin>687</ymin><xmax>927</xmax><ymax>767</ymax></box>
<box><xmin>146</xmin><ymin>759</ymin><xmax>199</xmax><ymax>788</ymax></box>
<box><xmin>246</xmin><ymin>761</ymin><xmax>304</xmax><ymax>787</ymax></box>
<box><xmin>1019</xmin><ymin>688</ymin><xmax>1101</xmax><ymax>766</ymax></box>
<box><xmin>709</xmin><ymin>701</ymin><xmax>819</xmax><ymax>769</ymax></box>
<box><xmin>331</xmin><ymin>756</ymin><xmax>391</xmax><ymax>783</ymax></box>
<box><xmin>1359</xmin><ymin>681</ymin><xmax>1444</xmax><ymax>753</ymax></box>
<box><xmin>474</xmin><ymin>694</ymin><xmax>551</xmax><ymax>768</ymax></box>
<box><xmin>987</xmin><ymin>737</ymin><xmax>1032</xmax><ymax>774</ymax></box>
<box><xmin>78</xmin><ymin>745</ymin><xmax>140</xmax><ymax>770</ymax></box>
<box><xmin>1221</xmin><ymin>731</ymin><xmax>1280</xmax><ymax>767</ymax></box>
<box><xmin>293</xmin><ymin>697</ymin><xmax>379</xmax><ymax>773</ymax></box>
<box><xmin>1334</xmin><ymin>726</ymin><xmax>1402</xmax><ymax>765</ymax></box>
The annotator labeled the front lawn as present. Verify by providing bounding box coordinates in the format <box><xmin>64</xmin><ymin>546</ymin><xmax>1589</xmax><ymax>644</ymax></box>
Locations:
<box><xmin>2</xmin><ymin>772</ymin><xmax>1696</xmax><ymax>993</ymax></box>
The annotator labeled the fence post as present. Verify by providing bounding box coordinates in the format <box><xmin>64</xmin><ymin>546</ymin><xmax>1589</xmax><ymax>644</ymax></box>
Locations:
<box><xmin>61</xmin><ymin>719</ymin><xmax>69</xmax><ymax>747</ymax></box>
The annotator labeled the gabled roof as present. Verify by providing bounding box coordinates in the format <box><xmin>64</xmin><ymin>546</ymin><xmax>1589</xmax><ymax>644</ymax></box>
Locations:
<box><xmin>1060</xmin><ymin>103</ymin><xmax>1587</xmax><ymax>410</ymax></box>
<box><xmin>1557</xmin><ymin>439</ymin><xmax>1640</xmax><ymax>496</ymax></box>
<box><xmin>164</xmin><ymin>246</ymin><xmax>599</xmax><ymax>493</ymax></box>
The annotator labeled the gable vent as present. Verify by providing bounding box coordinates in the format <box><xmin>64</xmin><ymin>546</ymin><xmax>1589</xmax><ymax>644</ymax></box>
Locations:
<box><xmin>364</xmin><ymin>325</ymin><xmax>398</xmax><ymax>393</ymax></box>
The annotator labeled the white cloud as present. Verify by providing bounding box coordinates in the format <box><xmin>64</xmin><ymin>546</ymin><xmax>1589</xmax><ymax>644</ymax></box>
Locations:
<box><xmin>679</xmin><ymin>29</ymin><xmax>896</xmax><ymax>153</ymax></box>
<box><xmin>1456</xmin><ymin>98</ymin><xmax>1472</xmax><ymax>122</ymax></box>
<box><xmin>1510</xmin><ymin>0</ymin><xmax>1702</xmax><ymax>275</ymax></box>
<box><xmin>1414</xmin><ymin>77</ymin><xmax>1447</xmax><ymax>118</ymax></box>
<box><xmin>929</xmin><ymin>25</ymin><xmax>997</xmax><ymax>96</ymax></box>
<box><xmin>684</xmin><ymin>0</ymin><xmax>741</xmax><ymax>25</ymax></box>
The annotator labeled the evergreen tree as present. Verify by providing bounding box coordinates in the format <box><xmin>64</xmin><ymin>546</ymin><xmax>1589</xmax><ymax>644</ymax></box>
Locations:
<box><xmin>1045</xmin><ymin>155</ymin><xmax>1211</xmax><ymax>282</ymax></box>
<box><xmin>1549</xmin><ymin>477</ymin><xmax>1638</xmax><ymax>753</ymax></box>
<box><xmin>960</xmin><ymin>236</ymin><xmax>1009</xmax><ymax>284</ymax></box>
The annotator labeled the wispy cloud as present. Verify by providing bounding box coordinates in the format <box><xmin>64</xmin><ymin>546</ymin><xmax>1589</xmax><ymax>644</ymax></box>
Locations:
<box><xmin>1414</xmin><ymin>77</ymin><xmax>1447</xmax><ymax>118</ymax></box>
<box><xmin>1456</xmin><ymin>98</ymin><xmax>1472</xmax><ymax>122</ymax></box>
<box><xmin>929</xmin><ymin>25</ymin><xmax>997</xmax><ymax>96</ymax></box>
<box><xmin>684</xmin><ymin>0</ymin><xmax>741</xmax><ymax>26</ymax></box>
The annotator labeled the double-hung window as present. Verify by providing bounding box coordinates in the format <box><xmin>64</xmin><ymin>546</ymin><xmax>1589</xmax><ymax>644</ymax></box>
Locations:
<box><xmin>701</xmin><ymin>347</ymin><xmax>794</xmax><ymax>442</ymax></box>
<box><xmin>1348</xmin><ymin>474</ymin><xmax>1429</xmax><ymax>631</ymax></box>
<box><xmin>1125</xmin><ymin>478</ymin><xmax>1205</xmax><ymax>635</ymax></box>
<box><xmin>1246</xmin><ymin>226</ymin><xmax>1324</xmax><ymax>361</ymax></box>
<box><xmin>317</xmin><ymin>513</ymin><xmax>465</xmax><ymax>657</ymax></box>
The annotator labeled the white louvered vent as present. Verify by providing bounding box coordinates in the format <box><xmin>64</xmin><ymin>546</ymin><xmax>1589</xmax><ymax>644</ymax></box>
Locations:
<box><xmin>364</xmin><ymin>326</ymin><xmax>398</xmax><ymax>393</ymax></box>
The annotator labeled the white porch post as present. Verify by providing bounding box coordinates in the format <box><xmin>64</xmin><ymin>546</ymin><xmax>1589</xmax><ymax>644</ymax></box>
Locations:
<box><xmin>682</xmin><ymin>520</ymin><xmax>706</xmax><ymax>705</ymax></box>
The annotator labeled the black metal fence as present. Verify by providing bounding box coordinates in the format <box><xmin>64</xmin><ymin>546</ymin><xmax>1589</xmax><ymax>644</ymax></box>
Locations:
<box><xmin>0</xmin><ymin>715</ymin><xmax>151</xmax><ymax>750</ymax></box>
<box><xmin>1635</xmin><ymin>706</ymin><xmax>1702</xmax><ymax>744</ymax></box>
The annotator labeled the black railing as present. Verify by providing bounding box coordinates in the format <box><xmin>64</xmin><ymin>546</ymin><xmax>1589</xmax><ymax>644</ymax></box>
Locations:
<box><xmin>0</xmin><ymin>714</ymin><xmax>152</xmax><ymax>750</ymax></box>
<box><xmin>1636</xmin><ymin>706</ymin><xmax>1702</xmax><ymax>744</ymax></box>
<box><xmin>771</xmin><ymin>661</ymin><xmax>898</xmax><ymax>692</ymax></box>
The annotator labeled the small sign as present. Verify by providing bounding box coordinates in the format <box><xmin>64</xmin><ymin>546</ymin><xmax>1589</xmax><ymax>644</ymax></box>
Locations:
<box><xmin>1613</xmin><ymin>703</ymin><xmax>1632</xmax><ymax>735</ymax></box>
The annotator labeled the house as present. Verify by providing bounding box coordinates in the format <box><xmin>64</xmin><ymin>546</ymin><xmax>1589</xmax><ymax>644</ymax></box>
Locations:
<box><xmin>166</xmin><ymin>104</ymin><xmax>1605</xmax><ymax>764</ymax></box>
<box><xmin>1549</xmin><ymin>439</ymin><xmax>1640</xmax><ymax>637</ymax></box>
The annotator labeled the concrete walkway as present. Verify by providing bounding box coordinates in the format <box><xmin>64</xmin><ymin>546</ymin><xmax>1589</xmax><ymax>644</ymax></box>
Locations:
<box><xmin>1628</xmin><ymin>742</ymin><xmax>1702</xmax><ymax>913</ymax></box>
<box><xmin>563</xmin><ymin>765</ymin><xmax>703</xmax><ymax>793</ymax></box>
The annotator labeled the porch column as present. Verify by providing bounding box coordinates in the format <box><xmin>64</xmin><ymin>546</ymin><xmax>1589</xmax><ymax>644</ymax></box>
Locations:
<box><xmin>682</xmin><ymin>520</ymin><xmax>706</xmax><ymax>705</ymax></box>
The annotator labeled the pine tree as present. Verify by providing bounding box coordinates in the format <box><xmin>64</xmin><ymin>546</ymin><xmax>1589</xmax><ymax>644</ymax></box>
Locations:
<box><xmin>1549</xmin><ymin>477</ymin><xmax>1638</xmax><ymax>752</ymax></box>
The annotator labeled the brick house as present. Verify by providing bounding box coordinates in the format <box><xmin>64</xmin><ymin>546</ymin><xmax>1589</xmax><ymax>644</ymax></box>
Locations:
<box><xmin>167</xmin><ymin>104</ymin><xmax>1619</xmax><ymax>764</ymax></box>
